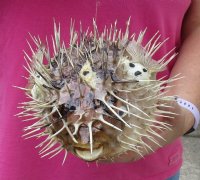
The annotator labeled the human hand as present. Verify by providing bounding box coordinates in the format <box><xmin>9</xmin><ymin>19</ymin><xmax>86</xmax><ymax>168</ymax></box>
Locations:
<box><xmin>99</xmin><ymin>97</ymin><xmax>195</xmax><ymax>163</ymax></box>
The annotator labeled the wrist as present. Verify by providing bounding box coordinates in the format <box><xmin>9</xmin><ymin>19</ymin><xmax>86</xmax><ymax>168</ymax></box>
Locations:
<box><xmin>174</xmin><ymin>96</ymin><xmax>199</xmax><ymax>134</ymax></box>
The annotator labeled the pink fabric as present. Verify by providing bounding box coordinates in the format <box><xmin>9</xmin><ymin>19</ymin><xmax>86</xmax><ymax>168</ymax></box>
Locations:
<box><xmin>0</xmin><ymin>0</ymin><xmax>191</xmax><ymax>179</ymax></box>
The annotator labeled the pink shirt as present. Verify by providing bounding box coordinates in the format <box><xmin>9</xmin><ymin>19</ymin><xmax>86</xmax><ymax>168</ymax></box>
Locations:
<box><xmin>0</xmin><ymin>0</ymin><xmax>191</xmax><ymax>179</ymax></box>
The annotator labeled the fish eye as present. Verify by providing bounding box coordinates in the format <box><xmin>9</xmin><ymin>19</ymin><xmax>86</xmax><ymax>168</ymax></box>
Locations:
<box><xmin>69</xmin><ymin>106</ymin><xmax>76</xmax><ymax>111</ymax></box>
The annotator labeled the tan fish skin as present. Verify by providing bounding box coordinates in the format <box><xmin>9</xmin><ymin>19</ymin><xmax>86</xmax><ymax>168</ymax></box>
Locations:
<box><xmin>15</xmin><ymin>19</ymin><xmax>180</xmax><ymax>164</ymax></box>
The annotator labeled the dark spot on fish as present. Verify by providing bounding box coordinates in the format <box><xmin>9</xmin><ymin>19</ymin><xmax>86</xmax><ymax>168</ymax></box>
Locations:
<box><xmin>93</xmin><ymin>99</ymin><xmax>101</xmax><ymax>109</ymax></box>
<box><xmin>143</xmin><ymin>68</ymin><xmax>147</xmax><ymax>72</ymax></box>
<box><xmin>129</xmin><ymin>63</ymin><xmax>135</xmax><ymax>68</ymax></box>
<box><xmin>83</xmin><ymin>71</ymin><xmax>89</xmax><ymax>76</ymax></box>
<box><xmin>110</xmin><ymin>95</ymin><xmax>117</xmax><ymax>104</ymax></box>
<box><xmin>51</xmin><ymin>79</ymin><xmax>65</xmax><ymax>90</ymax></box>
<box><xmin>59</xmin><ymin>104</ymin><xmax>69</xmax><ymax>118</ymax></box>
<box><xmin>119</xmin><ymin>111</ymin><xmax>124</xmax><ymax>116</ymax></box>
<box><xmin>134</xmin><ymin>71</ymin><xmax>142</xmax><ymax>76</ymax></box>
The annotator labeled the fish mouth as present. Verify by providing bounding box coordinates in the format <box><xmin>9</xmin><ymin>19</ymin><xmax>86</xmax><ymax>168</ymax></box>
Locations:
<box><xmin>74</xmin><ymin>146</ymin><xmax>104</xmax><ymax>161</ymax></box>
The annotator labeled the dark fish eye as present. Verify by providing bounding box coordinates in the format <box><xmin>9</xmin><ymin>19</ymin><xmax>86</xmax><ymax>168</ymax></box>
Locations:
<box><xmin>129</xmin><ymin>63</ymin><xmax>135</xmax><ymax>68</ymax></box>
<box><xmin>69</xmin><ymin>106</ymin><xmax>76</xmax><ymax>111</ymax></box>
<box><xmin>143</xmin><ymin>68</ymin><xmax>147</xmax><ymax>72</ymax></box>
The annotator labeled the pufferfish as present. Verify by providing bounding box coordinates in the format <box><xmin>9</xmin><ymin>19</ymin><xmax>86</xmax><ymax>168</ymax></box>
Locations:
<box><xmin>15</xmin><ymin>19</ymin><xmax>180</xmax><ymax>164</ymax></box>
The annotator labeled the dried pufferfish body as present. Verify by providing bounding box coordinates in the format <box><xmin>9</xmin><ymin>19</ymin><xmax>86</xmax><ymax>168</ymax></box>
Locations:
<box><xmin>16</xmin><ymin>19</ymin><xmax>180</xmax><ymax>164</ymax></box>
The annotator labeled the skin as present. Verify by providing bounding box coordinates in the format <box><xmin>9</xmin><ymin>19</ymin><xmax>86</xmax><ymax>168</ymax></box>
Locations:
<box><xmin>102</xmin><ymin>0</ymin><xmax>200</xmax><ymax>163</ymax></box>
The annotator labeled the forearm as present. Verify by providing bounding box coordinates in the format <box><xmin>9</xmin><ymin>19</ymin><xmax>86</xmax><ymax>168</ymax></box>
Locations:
<box><xmin>169</xmin><ymin>25</ymin><xmax>200</xmax><ymax>109</ymax></box>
